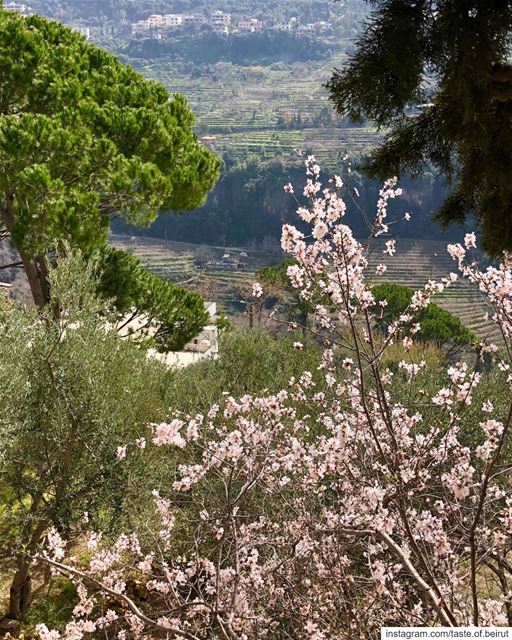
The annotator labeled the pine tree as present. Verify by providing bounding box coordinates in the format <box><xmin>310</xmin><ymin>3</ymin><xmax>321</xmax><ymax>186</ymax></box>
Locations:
<box><xmin>0</xmin><ymin>10</ymin><xmax>220</xmax><ymax>316</ymax></box>
<box><xmin>327</xmin><ymin>0</ymin><xmax>512</xmax><ymax>255</ymax></box>
<box><xmin>94</xmin><ymin>246</ymin><xmax>209</xmax><ymax>352</ymax></box>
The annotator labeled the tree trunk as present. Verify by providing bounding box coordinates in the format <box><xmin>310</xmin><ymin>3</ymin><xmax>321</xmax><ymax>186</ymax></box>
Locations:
<box><xmin>1</xmin><ymin>191</ymin><xmax>46</xmax><ymax>308</ymax></box>
<box><xmin>20</xmin><ymin>253</ymin><xmax>45</xmax><ymax>308</ymax></box>
<box><xmin>6</xmin><ymin>559</ymin><xmax>32</xmax><ymax>628</ymax></box>
<box><xmin>35</xmin><ymin>255</ymin><xmax>51</xmax><ymax>306</ymax></box>
<box><xmin>3</xmin><ymin>502</ymin><xmax>48</xmax><ymax>632</ymax></box>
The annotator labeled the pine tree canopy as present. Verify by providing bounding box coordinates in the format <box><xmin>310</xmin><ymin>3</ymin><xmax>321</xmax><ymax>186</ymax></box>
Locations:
<box><xmin>0</xmin><ymin>9</ymin><xmax>220</xmax><ymax>323</ymax></box>
<box><xmin>93</xmin><ymin>246</ymin><xmax>209</xmax><ymax>352</ymax></box>
<box><xmin>327</xmin><ymin>0</ymin><xmax>512</xmax><ymax>256</ymax></box>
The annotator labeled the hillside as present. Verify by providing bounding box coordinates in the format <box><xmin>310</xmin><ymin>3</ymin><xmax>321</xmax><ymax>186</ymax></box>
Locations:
<box><xmin>138</xmin><ymin>53</ymin><xmax>380</xmax><ymax>167</ymax></box>
<box><xmin>29</xmin><ymin>0</ymin><xmax>376</xmax><ymax>169</ymax></box>
<box><xmin>367</xmin><ymin>239</ymin><xmax>502</xmax><ymax>345</ymax></box>
<box><xmin>122</xmin><ymin>43</ymin><xmax>375</xmax><ymax>168</ymax></box>
<box><xmin>111</xmin><ymin>235</ymin><xmax>502</xmax><ymax>343</ymax></box>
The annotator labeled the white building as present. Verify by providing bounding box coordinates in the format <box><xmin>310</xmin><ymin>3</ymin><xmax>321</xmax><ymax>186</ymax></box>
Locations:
<box><xmin>72</xmin><ymin>25</ymin><xmax>91</xmax><ymax>40</ymax></box>
<box><xmin>237</xmin><ymin>18</ymin><xmax>263</xmax><ymax>32</ymax></box>
<box><xmin>116</xmin><ymin>301</ymin><xmax>219</xmax><ymax>369</ymax></box>
<box><xmin>182</xmin><ymin>13</ymin><xmax>207</xmax><ymax>27</ymax></box>
<box><xmin>315</xmin><ymin>21</ymin><xmax>332</xmax><ymax>33</ymax></box>
<box><xmin>200</xmin><ymin>135</ymin><xmax>217</xmax><ymax>148</ymax></box>
<box><xmin>147</xmin><ymin>14</ymin><xmax>166</xmax><ymax>29</ymax></box>
<box><xmin>131</xmin><ymin>12</ymin><xmax>207</xmax><ymax>34</ymax></box>
<box><xmin>297</xmin><ymin>23</ymin><xmax>316</xmax><ymax>36</ymax></box>
<box><xmin>164</xmin><ymin>14</ymin><xmax>183</xmax><ymax>28</ymax></box>
<box><xmin>149</xmin><ymin>302</ymin><xmax>219</xmax><ymax>368</ymax></box>
<box><xmin>3</xmin><ymin>2</ymin><xmax>32</xmax><ymax>15</ymax></box>
<box><xmin>272</xmin><ymin>21</ymin><xmax>292</xmax><ymax>31</ymax></box>
<box><xmin>211</xmin><ymin>10</ymin><xmax>231</xmax><ymax>27</ymax></box>
<box><xmin>131</xmin><ymin>20</ymin><xmax>150</xmax><ymax>34</ymax></box>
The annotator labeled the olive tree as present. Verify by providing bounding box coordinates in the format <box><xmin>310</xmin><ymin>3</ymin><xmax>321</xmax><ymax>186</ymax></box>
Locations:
<box><xmin>0</xmin><ymin>253</ymin><xmax>173</xmax><ymax>627</ymax></box>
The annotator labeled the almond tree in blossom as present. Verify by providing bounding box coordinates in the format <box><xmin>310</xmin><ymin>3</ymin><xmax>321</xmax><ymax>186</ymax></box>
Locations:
<box><xmin>38</xmin><ymin>158</ymin><xmax>512</xmax><ymax>640</ymax></box>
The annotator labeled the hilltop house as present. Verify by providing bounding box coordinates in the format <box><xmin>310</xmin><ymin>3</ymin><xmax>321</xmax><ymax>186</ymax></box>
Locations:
<box><xmin>237</xmin><ymin>18</ymin><xmax>263</xmax><ymax>32</ymax></box>
<box><xmin>316</xmin><ymin>21</ymin><xmax>333</xmax><ymax>33</ymax></box>
<box><xmin>205</xmin><ymin>250</ymin><xmax>251</xmax><ymax>272</ymax></box>
<box><xmin>164</xmin><ymin>14</ymin><xmax>183</xmax><ymax>28</ymax></box>
<box><xmin>147</xmin><ymin>14</ymin><xmax>166</xmax><ymax>29</ymax></box>
<box><xmin>272</xmin><ymin>21</ymin><xmax>292</xmax><ymax>31</ymax></box>
<box><xmin>131</xmin><ymin>20</ymin><xmax>150</xmax><ymax>34</ymax></box>
<box><xmin>182</xmin><ymin>13</ymin><xmax>207</xmax><ymax>27</ymax></box>
<box><xmin>211</xmin><ymin>10</ymin><xmax>231</xmax><ymax>27</ymax></box>
<box><xmin>297</xmin><ymin>23</ymin><xmax>316</xmax><ymax>36</ymax></box>
<box><xmin>200</xmin><ymin>135</ymin><xmax>217</xmax><ymax>148</ymax></box>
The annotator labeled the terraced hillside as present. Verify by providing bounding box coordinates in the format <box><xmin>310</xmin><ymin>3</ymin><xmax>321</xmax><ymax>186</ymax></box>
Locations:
<box><xmin>143</xmin><ymin>54</ymin><xmax>345</xmax><ymax>129</ymax></box>
<box><xmin>139</xmin><ymin>52</ymin><xmax>379</xmax><ymax>166</ymax></box>
<box><xmin>210</xmin><ymin>126</ymin><xmax>381</xmax><ymax>166</ymax></box>
<box><xmin>367</xmin><ymin>238</ymin><xmax>502</xmax><ymax>345</ymax></box>
<box><xmin>111</xmin><ymin>235</ymin><xmax>280</xmax><ymax>311</ymax></box>
<box><xmin>112</xmin><ymin>235</ymin><xmax>502</xmax><ymax>344</ymax></box>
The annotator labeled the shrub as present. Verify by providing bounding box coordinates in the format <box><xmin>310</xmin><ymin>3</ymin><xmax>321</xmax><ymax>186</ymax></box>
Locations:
<box><xmin>0</xmin><ymin>253</ymin><xmax>173</xmax><ymax>626</ymax></box>
<box><xmin>372</xmin><ymin>282</ymin><xmax>476</xmax><ymax>349</ymax></box>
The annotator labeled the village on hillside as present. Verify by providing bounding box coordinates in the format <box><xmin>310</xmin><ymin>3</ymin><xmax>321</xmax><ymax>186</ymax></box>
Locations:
<box><xmin>130</xmin><ymin>11</ymin><xmax>333</xmax><ymax>38</ymax></box>
<box><xmin>3</xmin><ymin>1</ymin><xmax>333</xmax><ymax>42</ymax></box>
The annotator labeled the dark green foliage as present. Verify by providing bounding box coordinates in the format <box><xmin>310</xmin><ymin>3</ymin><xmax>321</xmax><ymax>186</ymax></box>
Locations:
<box><xmin>257</xmin><ymin>258</ymin><xmax>313</xmax><ymax>327</ymax></box>
<box><xmin>124</xmin><ymin>31</ymin><xmax>330</xmax><ymax>66</ymax></box>
<box><xmin>24</xmin><ymin>579</ymin><xmax>78</xmax><ymax>632</ymax></box>
<box><xmin>329</xmin><ymin>0</ymin><xmax>426</xmax><ymax>126</ymax></box>
<box><xmin>0</xmin><ymin>9</ymin><xmax>219</xmax><ymax>318</ymax></box>
<box><xmin>122</xmin><ymin>158</ymin><xmax>457</xmax><ymax>247</ymax></box>
<box><xmin>327</xmin><ymin>0</ymin><xmax>512</xmax><ymax>255</ymax></box>
<box><xmin>215</xmin><ymin>314</ymin><xmax>233</xmax><ymax>334</ymax></box>
<box><xmin>257</xmin><ymin>258</ymin><xmax>297</xmax><ymax>286</ymax></box>
<box><xmin>94</xmin><ymin>246</ymin><xmax>208</xmax><ymax>352</ymax></box>
<box><xmin>372</xmin><ymin>282</ymin><xmax>475</xmax><ymax>347</ymax></box>
<box><xmin>417</xmin><ymin>305</ymin><xmax>475</xmax><ymax>348</ymax></box>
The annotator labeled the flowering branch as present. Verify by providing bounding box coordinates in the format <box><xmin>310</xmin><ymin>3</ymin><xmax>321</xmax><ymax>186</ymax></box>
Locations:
<box><xmin>34</xmin><ymin>160</ymin><xmax>512</xmax><ymax>639</ymax></box>
<box><xmin>38</xmin><ymin>556</ymin><xmax>203</xmax><ymax>640</ymax></box>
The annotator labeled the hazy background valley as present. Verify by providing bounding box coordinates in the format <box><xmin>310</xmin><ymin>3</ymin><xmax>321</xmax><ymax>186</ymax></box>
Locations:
<box><xmin>25</xmin><ymin>0</ymin><xmax>464</xmax><ymax>247</ymax></box>
<box><xmin>2</xmin><ymin>0</ymin><xmax>489</xmax><ymax>338</ymax></box>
